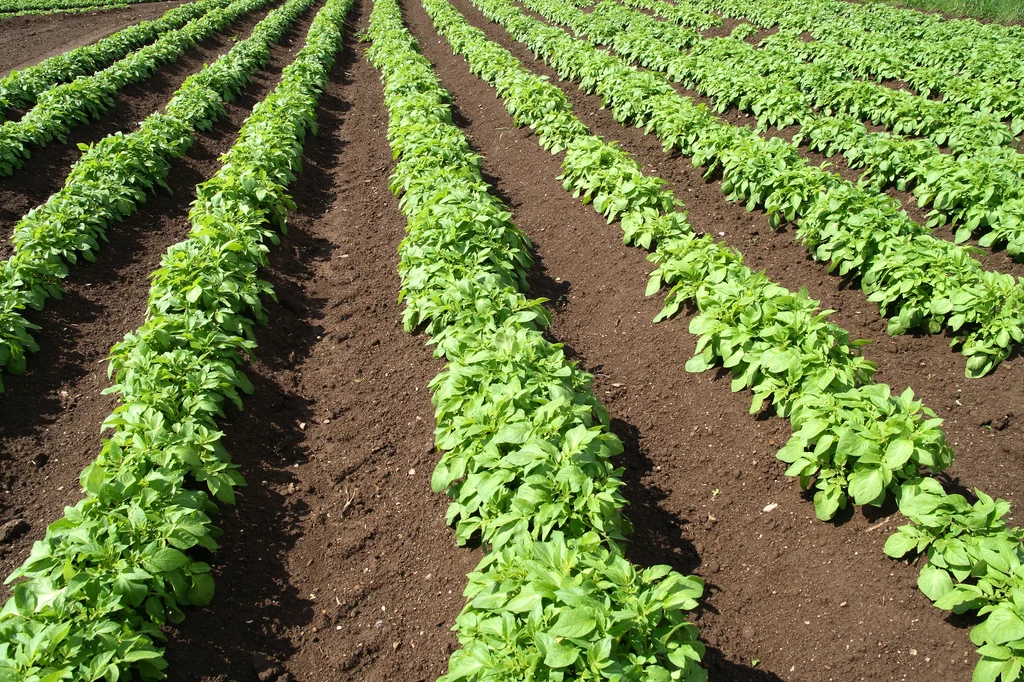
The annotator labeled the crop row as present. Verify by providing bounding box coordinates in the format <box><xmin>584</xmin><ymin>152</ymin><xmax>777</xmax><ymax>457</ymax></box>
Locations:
<box><xmin>0</xmin><ymin>0</ymin><xmax>229</xmax><ymax>119</ymax></box>
<box><xmin>671</xmin><ymin>0</ymin><xmax>1024</xmax><ymax>93</ymax></box>
<box><xmin>0</xmin><ymin>0</ymin><xmax>306</xmax><ymax>393</ymax></box>
<box><xmin>469</xmin><ymin>0</ymin><xmax>1024</xmax><ymax>380</ymax></box>
<box><xmin>0</xmin><ymin>0</ymin><xmax>159</xmax><ymax>18</ymax></box>
<box><xmin>0</xmin><ymin>3</ymin><xmax>137</xmax><ymax>18</ymax></box>
<box><xmin>0</xmin><ymin>0</ymin><xmax>350</xmax><ymax>678</ymax></box>
<box><xmin>626</xmin><ymin>0</ymin><xmax>1020</xmax><ymax>148</ymax></box>
<box><xmin>0</xmin><ymin>0</ymin><xmax>268</xmax><ymax>177</ymax></box>
<box><xmin>535</xmin><ymin>0</ymin><xmax>1024</xmax><ymax>260</ymax></box>
<box><xmin>365</xmin><ymin>0</ymin><xmax>708</xmax><ymax>679</ymax></box>
<box><xmin>429</xmin><ymin>0</ymin><xmax>1024</xmax><ymax>678</ymax></box>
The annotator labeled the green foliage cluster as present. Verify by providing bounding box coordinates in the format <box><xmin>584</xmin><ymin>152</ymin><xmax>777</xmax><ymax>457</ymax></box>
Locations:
<box><xmin>0</xmin><ymin>0</ymin><xmax>352</xmax><ymax>677</ymax></box>
<box><xmin>0</xmin><ymin>0</ymin><xmax>228</xmax><ymax>117</ymax></box>
<box><xmin>365</xmin><ymin>1</ymin><xmax>707</xmax><ymax>679</ymax></box>
<box><xmin>440</xmin><ymin>0</ymin><xmax>1024</xmax><ymax>677</ymax></box>
<box><xmin>0</xmin><ymin>0</ymin><xmax>262</xmax><ymax>178</ymax></box>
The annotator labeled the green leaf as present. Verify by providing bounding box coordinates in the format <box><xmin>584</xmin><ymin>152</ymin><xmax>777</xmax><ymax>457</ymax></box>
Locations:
<box><xmin>543</xmin><ymin>641</ymin><xmax>579</xmax><ymax>668</ymax></box>
<box><xmin>918</xmin><ymin>563</ymin><xmax>954</xmax><ymax>602</ymax></box>
<box><xmin>187</xmin><ymin>573</ymin><xmax>215</xmax><ymax>606</ymax></box>
<box><xmin>983</xmin><ymin>606</ymin><xmax>1024</xmax><ymax>645</ymax></box>
<box><xmin>972</xmin><ymin>657</ymin><xmax>1004</xmax><ymax>682</ymax></box>
<box><xmin>884</xmin><ymin>438</ymin><xmax>915</xmax><ymax>469</ymax></box>
<box><xmin>549</xmin><ymin>607</ymin><xmax>597</xmax><ymax>639</ymax></box>
<box><xmin>144</xmin><ymin>547</ymin><xmax>190</xmax><ymax>573</ymax></box>
<box><xmin>848</xmin><ymin>468</ymin><xmax>885</xmax><ymax>506</ymax></box>
<box><xmin>685</xmin><ymin>355</ymin><xmax>710</xmax><ymax>373</ymax></box>
<box><xmin>883</xmin><ymin>528</ymin><xmax>919</xmax><ymax>558</ymax></box>
<box><xmin>813</xmin><ymin>484</ymin><xmax>844</xmax><ymax>521</ymax></box>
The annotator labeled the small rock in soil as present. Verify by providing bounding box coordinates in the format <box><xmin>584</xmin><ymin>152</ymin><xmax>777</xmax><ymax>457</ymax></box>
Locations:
<box><xmin>257</xmin><ymin>666</ymin><xmax>283</xmax><ymax>682</ymax></box>
<box><xmin>253</xmin><ymin>653</ymin><xmax>281</xmax><ymax>682</ymax></box>
<box><xmin>0</xmin><ymin>518</ymin><xmax>29</xmax><ymax>544</ymax></box>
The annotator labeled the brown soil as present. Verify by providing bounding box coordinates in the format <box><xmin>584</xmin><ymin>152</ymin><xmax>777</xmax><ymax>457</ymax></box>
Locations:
<box><xmin>396</xmin><ymin>0</ymin><xmax>1024</xmax><ymax>680</ymax></box>
<box><xmin>0</xmin><ymin>0</ymin><xmax>318</xmax><ymax>593</ymax></box>
<box><xmin>0</xmin><ymin>1</ymin><xmax>282</xmax><ymax>254</ymax></box>
<box><xmin>1</xmin><ymin>0</ymin><xmax>1022</xmax><ymax>681</ymax></box>
<box><xmin>161</xmin><ymin>5</ymin><xmax>475</xmax><ymax>679</ymax></box>
<box><xmin>0</xmin><ymin>1</ymin><xmax>189</xmax><ymax>76</ymax></box>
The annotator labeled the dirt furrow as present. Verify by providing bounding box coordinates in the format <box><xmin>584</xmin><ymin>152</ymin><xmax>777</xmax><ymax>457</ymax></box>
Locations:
<box><xmin>161</xmin><ymin>3</ymin><xmax>473</xmax><ymax>679</ymax></box>
<box><xmin>0</xmin><ymin>0</ymin><xmax>283</xmax><ymax>249</ymax></box>
<box><xmin>0</xmin><ymin>0</ymin><xmax>323</xmax><ymax>592</ymax></box>
<box><xmin>0</xmin><ymin>1</ymin><xmax>189</xmax><ymax>76</ymax></box>
<box><xmin>441</xmin><ymin>0</ymin><xmax>1024</xmax><ymax>509</ymax></box>
<box><xmin>513</xmin><ymin>0</ymin><xmax>1024</xmax><ymax>279</ymax></box>
<box><xmin>398</xmin><ymin>0</ymin><xmax>1006</xmax><ymax>679</ymax></box>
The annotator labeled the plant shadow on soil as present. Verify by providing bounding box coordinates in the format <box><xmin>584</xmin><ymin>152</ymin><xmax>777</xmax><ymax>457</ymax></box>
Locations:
<box><xmin>527</xmin><ymin>248</ymin><xmax>781</xmax><ymax>682</ymax></box>
<box><xmin>161</xmin><ymin>212</ymin><xmax>330</xmax><ymax>673</ymax></box>
<box><xmin>164</xmin><ymin>34</ymin><xmax>359</xmax><ymax>672</ymax></box>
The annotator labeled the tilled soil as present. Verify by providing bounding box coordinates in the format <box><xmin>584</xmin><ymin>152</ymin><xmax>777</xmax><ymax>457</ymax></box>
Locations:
<box><xmin>0</xmin><ymin>1</ymin><xmax>188</xmax><ymax>76</ymax></box>
<box><xmin>0</xmin><ymin>0</ymin><xmax>1021</xmax><ymax>681</ymax></box>
<box><xmin>0</xmin><ymin>0</ymin><xmax>319</xmax><ymax>589</ymax></box>
<box><xmin>395</xmin><ymin>0</ymin><xmax>1020</xmax><ymax>680</ymax></box>
<box><xmin>163</xmin><ymin>5</ymin><xmax>475</xmax><ymax>679</ymax></box>
<box><xmin>0</xmin><ymin>0</ymin><xmax>282</xmax><ymax>251</ymax></box>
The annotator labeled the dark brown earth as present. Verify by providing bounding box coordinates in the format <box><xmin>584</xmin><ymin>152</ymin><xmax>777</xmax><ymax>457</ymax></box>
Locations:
<box><xmin>0</xmin><ymin>1</ymin><xmax>189</xmax><ymax>76</ymax></box>
<box><xmin>0</xmin><ymin>0</ymin><xmax>282</xmax><ymax>253</ymax></box>
<box><xmin>0</xmin><ymin>0</ymin><xmax>1022</xmax><ymax>681</ymax></box>
<box><xmin>398</xmin><ymin>0</ymin><xmax>1024</xmax><ymax>680</ymax></box>
<box><xmin>162</xmin><ymin>5</ymin><xmax>475</xmax><ymax>679</ymax></box>
<box><xmin>0</xmin><ymin>0</ymin><xmax>318</xmax><ymax>597</ymax></box>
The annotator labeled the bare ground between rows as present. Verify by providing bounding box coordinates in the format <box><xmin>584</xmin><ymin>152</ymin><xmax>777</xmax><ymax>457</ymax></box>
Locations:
<box><xmin>0</xmin><ymin>1</ymin><xmax>321</xmax><ymax>594</ymax></box>
<box><xmin>0</xmin><ymin>0</ymin><xmax>283</xmax><ymax>254</ymax></box>
<box><xmin>455</xmin><ymin>0</ymin><xmax>1024</xmax><ymax>506</ymax></box>
<box><xmin>512</xmin><ymin>0</ymin><xmax>1024</xmax><ymax>281</ymax></box>
<box><xmin>403</xmin><ymin>0</ymin><xmax>1024</xmax><ymax>679</ymax></box>
<box><xmin>0</xmin><ymin>0</ymin><xmax>188</xmax><ymax>76</ymax></box>
<box><xmin>162</xmin><ymin>3</ymin><xmax>474</xmax><ymax>680</ymax></box>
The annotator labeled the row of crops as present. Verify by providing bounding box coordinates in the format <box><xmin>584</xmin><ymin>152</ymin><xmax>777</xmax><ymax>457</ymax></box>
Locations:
<box><xmin>420</xmin><ymin>0</ymin><xmax>1024</xmax><ymax>680</ymax></box>
<box><xmin>0</xmin><ymin>0</ymin><xmax>351</xmax><ymax>676</ymax></box>
<box><xmin>0</xmin><ymin>0</ymin><xmax>166</xmax><ymax>20</ymax></box>
<box><xmin>0</xmin><ymin>0</ymin><xmax>1022</xmax><ymax>678</ymax></box>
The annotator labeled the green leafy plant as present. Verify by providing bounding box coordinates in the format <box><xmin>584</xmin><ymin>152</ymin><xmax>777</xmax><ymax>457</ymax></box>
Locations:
<box><xmin>365</xmin><ymin>2</ymin><xmax>707</xmax><ymax>679</ymax></box>
<box><xmin>0</xmin><ymin>0</ymin><xmax>352</xmax><ymax>677</ymax></box>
